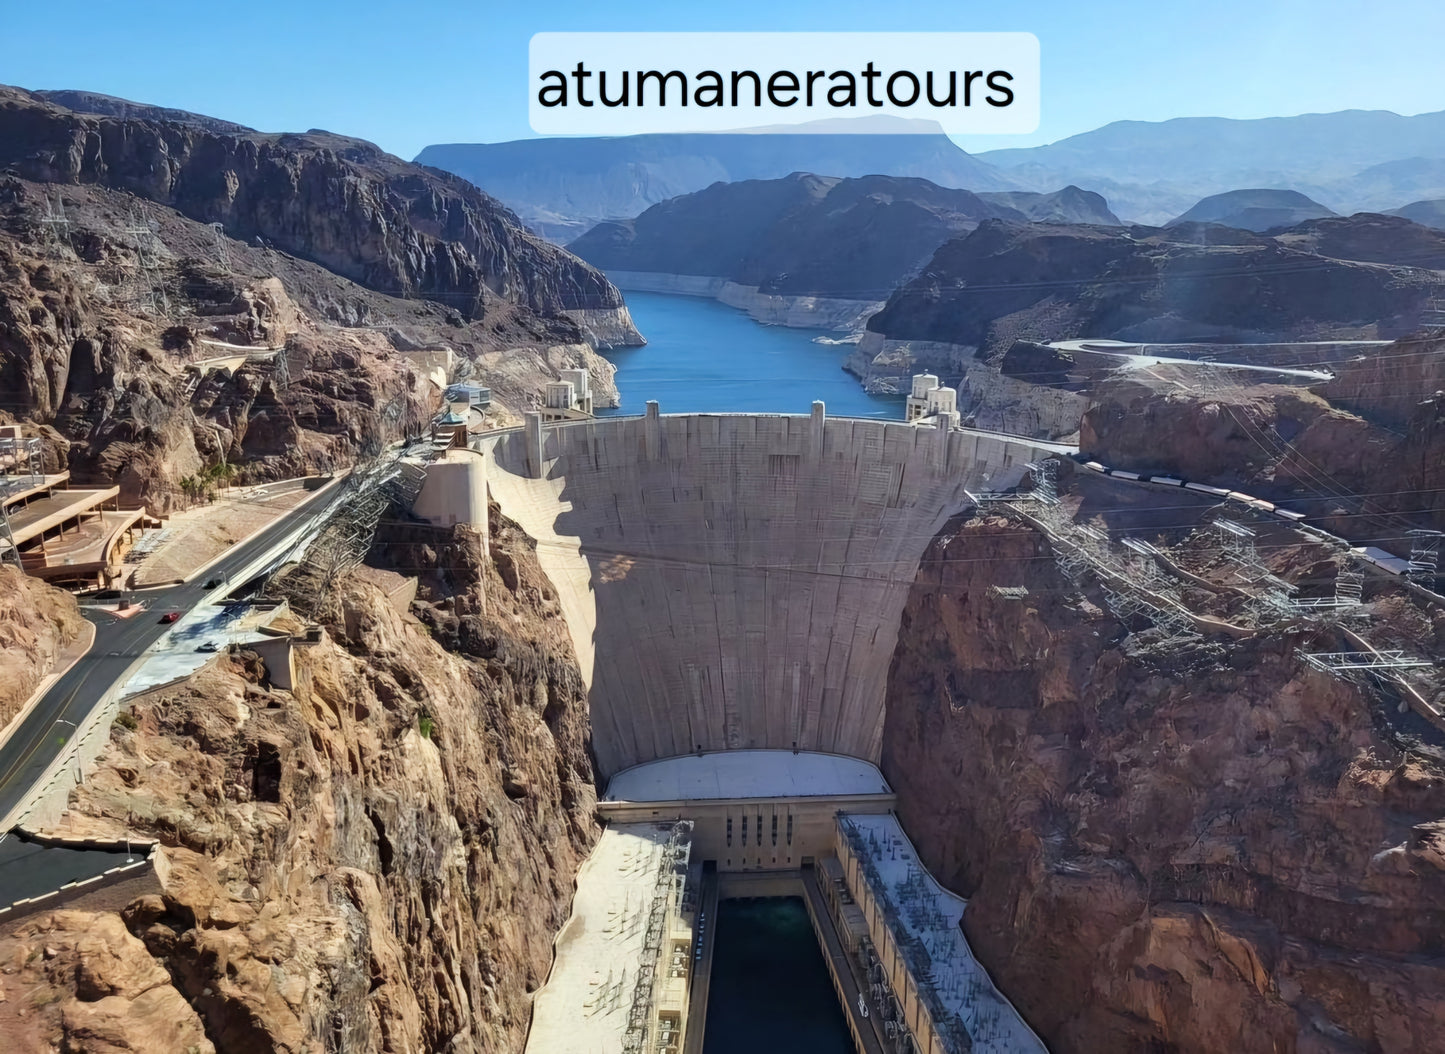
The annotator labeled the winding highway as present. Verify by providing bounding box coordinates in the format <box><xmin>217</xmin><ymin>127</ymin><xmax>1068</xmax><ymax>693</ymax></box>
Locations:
<box><xmin>0</xmin><ymin>480</ymin><xmax>346</xmax><ymax>829</ymax></box>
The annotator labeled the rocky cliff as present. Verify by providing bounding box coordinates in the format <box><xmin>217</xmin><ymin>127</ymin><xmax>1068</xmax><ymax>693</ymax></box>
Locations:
<box><xmin>1078</xmin><ymin>333</ymin><xmax>1445</xmax><ymax>531</ymax></box>
<box><xmin>567</xmin><ymin>172</ymin><xmax>1028</xmax><ymax>324</ymax></box>
<box><xmin>881</xmin><ymin>513</ymin><xmax>1445</xmax><ymax>1053</ymax></box>
<box><xmin>853</xmin><ymin>217</ymin><xmax>1445</xmax><ymax>406</ymax></box>
<box><xmin>0</xmin><ymin>86</ymin><xmax>639</xmax><ymax>332</ymax></box>
<box><xmin>0</xmin><ymin>120</ymin><xmax>625</xmax><ymax>512</ymax></box>
<box><xmin>0</xmin><ymin>504</ymin><xmax>598</xmax><ymax>1053</ymax></box>
<box><xmin>0</xmin><ymin>566</ymin><xmax>84</xmax><ymax>731</ymax></box>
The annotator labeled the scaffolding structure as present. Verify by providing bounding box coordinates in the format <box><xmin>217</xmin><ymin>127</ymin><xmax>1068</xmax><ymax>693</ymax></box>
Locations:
<box><xmin>1424</xmin><ymin>295</ymin><xmax>1445</xmax><ymax>327</ymax></box>
<box><xmin>1408</xmin><ymin>530</ymin><xmax>1443</xmax><ymax>581</ymax></box>
<box><xmin>1299</xmin><ymin>651</ymin><xmax>1433</xmax><ymax>674</ymax></box>
<box><xmin>1214</xmin><ymin>518</ymin><xmax>1263</xmax><ymax>567</ymax></box>
<box><xmin>39</xmin><ymin>193</ymin><xmax>70</xmax><ymax>255</ymax></box>
<box><xmin>1026</xmin><ymin>458</ymin><xmax>1059</xmax><ymax>505</ymax></box>
<box><xmin>0</xmin><ymin>436</ymin><xmax>44</xmax><ymax>482</ymax></box>
<box><xmin>620</xmin><ymin>820</ymin><xmax>693</xmax><ymax>1054</ymax></box>
<box><xmin>1271</xmin><ymin>566</ymin><xmax>1365</xmax><ymax>615</ymax></box>
<box><xmin>1027</xmin><ymin>501</ymin><xmax>1201</xmax><ymax>641</ymax></box>
<box><xmin>263</xmin><ymin>453</ymin><xmax>427</xmax><ymax>613</ymax></box>
<box><xmin>209</xmin><ymin>222</ymin><xmax>233</xmax><ymax>274</ymax></box>
<box><xmin>0</xmin><ymin>436</ymin><xmax>45</xmax><ymax>570</ymax></box>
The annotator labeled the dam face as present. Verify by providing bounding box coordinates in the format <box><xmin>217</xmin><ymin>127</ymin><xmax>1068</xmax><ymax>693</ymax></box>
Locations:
<box><xmin>480</xmin><ymin>410</ymin><xmax>1050</xmax><ymax>778</ymax></box>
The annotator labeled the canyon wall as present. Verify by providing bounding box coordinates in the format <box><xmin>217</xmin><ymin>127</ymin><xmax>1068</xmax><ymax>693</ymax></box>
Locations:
<box><xmin>0</xmin><ymin>566</ymin><xmax>85</xmax><ymax>731</ymax></box>
<box><xmin>846</xmin><ymin>332</ymin><xmax>1087</xmax><ymax>439</ymax></box>
<box><xmin>0</xmin><ymin>86</ymin><xmax>639</xmax><ymax>335</ymax></box>
<box><xmin>881</xmin><ymin>515</ymin><xmax>1445</xmax><ymax>1053</ymax></box>
<box><xmin>480</xmin><ymin>413</ymin><xmax>1057</xmax><ymax>778</ymax></box>
<box><xmin>0</xmin><ymin>510</ymin><xmax>598</xmax><ymax>1053</ymax></box>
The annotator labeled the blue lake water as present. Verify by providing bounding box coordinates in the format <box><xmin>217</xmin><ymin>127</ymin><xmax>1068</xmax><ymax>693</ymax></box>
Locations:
<box><xmin>598</xmin><ymin>292</ymin><xmax>905</xmax><ymax>419</ymax></box>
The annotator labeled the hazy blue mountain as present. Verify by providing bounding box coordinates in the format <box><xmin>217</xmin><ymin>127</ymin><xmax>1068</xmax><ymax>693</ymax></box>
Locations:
<box><xmin>415</xmin><ymin>127</ymin><xmax>1017</xmax><ymax>241</ymax></box>
<box><xmin>976</xmin><ymin>185</ymin><xmax>1121</xmax><ymax>225</ymax></box>
<box><xmin>567</xmin><ymin>173</ymin><xmax>1028</xmax><ymax>299</ymax></box>
<box><xmin>1168</xmin><ymin>189</ymin><xmax>1337</xmax><ymax>232</ymax></box>
<box><xmin>1334</xmin><ymin>158</ymin><xmax>1445</xmax><ymax>214</ymax></box>
<box><xmin>1389</xmin><ymin>198</ymin><xmax>1445</xmax><ymax>230</ymax></box>
<box><xmin>975</xmin><ymin>110</ymin><xmax>1445</xmax><ymax>223</ymax></box>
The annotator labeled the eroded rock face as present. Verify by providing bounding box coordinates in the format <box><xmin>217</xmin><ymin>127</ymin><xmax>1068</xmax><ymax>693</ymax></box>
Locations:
<box><xmin>0</xmin><ymin>86</ymin><xmax>636</xmax><ymax>329</ymax></box>
<box><xmin>1079</xmin><ymin>335</ymin><xmax>1445</xmax><ymax>530</ymax></box>
<box><xmin>0</xmin><ymin>912</ymin><xmax>216</xmax><ymax>1054</ymax></box>
<box><xmin>0</xmin><ymin>566</ymin><xmax>85</xmax><ymax>730</ymax></box>
<box><xmin>0</xmin><ymin>510</ymin><xmax>598</xmax><ymax>1053</ymax></box>
<box><xmin>0</xmin><ymin>175</ymin><xmax>620</xmax><ymax>513</ymax></box>
<box><xmin>881</xmin><ymin>517</ymin><xmax>1445</xmax><ymax>1053</ymax></box>
<box><xmin>867</xmin><ymin>219</ymin><xmax>1445</xmax><ymax>358</ymax></box>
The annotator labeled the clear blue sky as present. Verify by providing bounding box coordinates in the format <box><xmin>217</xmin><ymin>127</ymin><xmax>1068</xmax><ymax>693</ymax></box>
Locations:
<box><xmin>2</xmin><ymin>0</ymin><xmax>1442</xmax><ymax>159</ymax></box>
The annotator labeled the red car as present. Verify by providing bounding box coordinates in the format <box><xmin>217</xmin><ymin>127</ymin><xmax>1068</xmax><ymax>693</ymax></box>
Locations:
<box><xmin>160</xmin><ymin>611</ymin><xmax>181</xmax><ymax>624</ymax></box>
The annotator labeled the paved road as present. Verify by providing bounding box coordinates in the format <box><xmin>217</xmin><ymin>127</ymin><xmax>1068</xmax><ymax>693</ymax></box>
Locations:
<box><xmin>0</xmin><ymin>835</ymin><xmax>144</xmax><ymax>905</ymax></box>
<box><xmin>0</xmin><ymin>481</ymin><xmax>343</xmax><ymax>826</ymax></box>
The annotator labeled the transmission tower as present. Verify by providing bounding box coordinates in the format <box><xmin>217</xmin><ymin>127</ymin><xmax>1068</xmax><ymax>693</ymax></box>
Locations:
<box><xmin>208</xmin><ymin>222</ymin><xmax>233</xmax><ymax>274</ymax></box>
<box><xmin>271</xmin><ymin>347</ymin><xmax>290</xmax><ymax>392</ymax></box>
<box><xmin>0</xmin><ymin>503</ymin><xmax>22</xmax><ymax>570</ymax></box>
<box><xmin>123</xmin><ymin>207</ymin><xmax>171</xmax><ymax>319</ymax></box>
<box><xmin>39</xmin><ymin>193</ymin><xmax>70</xmax><ymax>255</ymax></box>
<box><xmin>1027</xmin><ymin>458</ymin><xmax>1059</xmax><ymax>505</ymax></box>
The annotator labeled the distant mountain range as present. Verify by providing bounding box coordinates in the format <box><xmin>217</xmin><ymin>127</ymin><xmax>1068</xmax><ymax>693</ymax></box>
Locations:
<box><xmin>1390</xmin><ymin>198</ymin><xmax>1445</xmax><ymax>230</ymax></box>
<box><xmin>415</xmin><ymin>128</ymin><xmax>1011</xmax><ymax>241</ymax></box>
<box><xmin>567</xmin><ymin>173</ymin><xmax>1118</xmax><ymax>303</ymax></box>
<box><xmin>976</xmin><ymin>109</ymin><xmax>1445</xmax><ymax>222</ymax></box>
<box><xmin>418</xmin><ymin>109</ymin><xmax>1445</xmax><ymax>232</ymax></box>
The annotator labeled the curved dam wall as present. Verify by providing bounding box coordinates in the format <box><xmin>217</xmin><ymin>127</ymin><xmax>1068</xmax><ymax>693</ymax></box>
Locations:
<box><xmin>479</xmin><ymin>411</ymin><xmax>1052</xmax><ymax>779</ymax></box>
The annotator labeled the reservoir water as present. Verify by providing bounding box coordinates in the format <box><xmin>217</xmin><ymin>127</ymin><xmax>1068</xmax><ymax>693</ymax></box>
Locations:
<box><xmin>599</xmin><ymin>292</ymin><xmax>905</xmax><ymax>419</ymax></box>
<box><xmin>702</xmin><ymin>897</ymin><xmax>853</xmax><ymax>1052</ymax></box>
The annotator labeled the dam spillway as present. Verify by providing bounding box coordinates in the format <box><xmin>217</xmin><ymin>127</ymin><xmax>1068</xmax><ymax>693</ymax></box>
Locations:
<box><xmin>478</xmin><ymin>408</ymin><xmax>1058</xmax><ymax>778</ymax></box>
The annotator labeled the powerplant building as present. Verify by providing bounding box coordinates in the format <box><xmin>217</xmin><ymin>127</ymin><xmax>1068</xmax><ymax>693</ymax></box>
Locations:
<box><xmin>421</xmin><ymin>405</ymin><xmax>1062</xmax><ymax>1052</ymax></box>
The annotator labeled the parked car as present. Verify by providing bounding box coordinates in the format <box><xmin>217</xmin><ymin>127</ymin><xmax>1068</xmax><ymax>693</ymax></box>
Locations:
<box><xmin>204</xmin><ymin>578</ymin><xmax>222</xmax><ymax>589</ymax></box>
<box><xmin>160</xmin><ymin>611</ymin><xmax>181</xmax><ymax>624</ymax></box>
<box><xmin>196</xmin><ymin>641</ymin><xmax>219</xmax><ymax>653</ymax></box>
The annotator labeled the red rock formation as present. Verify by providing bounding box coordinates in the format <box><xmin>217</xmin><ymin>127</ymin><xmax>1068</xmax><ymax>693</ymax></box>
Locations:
<box><xmin>881</xmin><ymin>516</ymin><xmax>1445</xmax><ymax>1053</ymax></box>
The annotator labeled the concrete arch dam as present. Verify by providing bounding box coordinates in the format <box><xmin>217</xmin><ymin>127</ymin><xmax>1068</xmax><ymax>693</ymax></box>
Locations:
<box><xmin>478</xmin><ymin>409</ymin><xmax>1056</xmax><ymax>778</ymax></box>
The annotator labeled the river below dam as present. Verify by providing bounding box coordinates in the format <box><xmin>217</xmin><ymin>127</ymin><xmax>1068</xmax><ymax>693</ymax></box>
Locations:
<box><xmin>598</xmin><ymin>292</ymin><xmax>906</xmax><ymax>418</ymax></box>
<box><xmin>702</xmin><ymin>897</ymin><xmax>854</xmax><ymax>1052</ymax></box>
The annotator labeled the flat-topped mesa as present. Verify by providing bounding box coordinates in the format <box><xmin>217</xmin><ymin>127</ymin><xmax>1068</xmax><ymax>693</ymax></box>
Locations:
<box><xmin>478</xmin><ymin>410</ymin><xmax>1062</xmax><ymax>778</ymax></box>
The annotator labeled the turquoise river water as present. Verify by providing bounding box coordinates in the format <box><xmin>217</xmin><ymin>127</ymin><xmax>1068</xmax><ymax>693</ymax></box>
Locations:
<box><xmin>597</xmin><ymin>292</ymin><xmax>905</xmax><ymax>418</ymax></box>
<box><xmin>701</xmin><ymin>897</ymin><xmax>853</xmax><ymax>1052</ymax></box>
